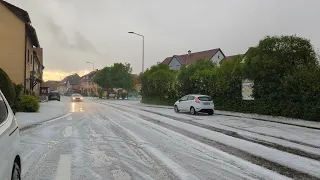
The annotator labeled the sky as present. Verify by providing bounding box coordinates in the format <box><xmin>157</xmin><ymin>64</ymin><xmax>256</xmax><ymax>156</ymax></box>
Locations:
<box><xmin>7</xmin><ymin>0</ymin><xmax>320</xmax><ymax>81</ymax></box>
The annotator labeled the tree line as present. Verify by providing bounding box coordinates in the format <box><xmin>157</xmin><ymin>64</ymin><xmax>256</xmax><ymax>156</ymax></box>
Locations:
<box><xmin>94</xmin><ymin>63</ymin><xmax>135</xmax><ymax>98</ymax></box>
<box><xmin>140</xmin><ymin>35</ymin><xmax>320</xmax><ymax>121</ymax></box>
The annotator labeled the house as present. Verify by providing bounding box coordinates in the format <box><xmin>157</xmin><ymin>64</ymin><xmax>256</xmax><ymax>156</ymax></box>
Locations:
<box><xmin>162</xmin><ymin>48</ymin><xmax>226</xmax><ymax>70</ymax></box>
<box><xmin>79</xmin><ymin>70</ymin><xmax>100</xmax><ymax>96</ymax></box>
<box><xmin>57</xmin><ymin>74</ymin><xmax>81</xmax><ymax>94</ymax></box>
<box><xmin>0</xmin><ymin>1</ymin><xmax>42</xmax><ymax>93</ymax></box>
<box><xmin>42</xmin><ymin>80</ymin><xmax>59</xmax><ymax>91</ymax></box>
<box><xmin>220</xmin><ymin>54</ymin><xmax>244</xmax><ymax>64</ymax></box>
<box><xmin>30</xmin><ymin>49</ymin><xmax>44</xmax><ymax>95</ymax></box>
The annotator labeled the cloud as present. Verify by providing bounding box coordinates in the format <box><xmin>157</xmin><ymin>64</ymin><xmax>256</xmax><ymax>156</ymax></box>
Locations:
<box><xmin>44</xmin><ymin>16</ymin><xmax>101</xmax><ymax>55</ymax></box>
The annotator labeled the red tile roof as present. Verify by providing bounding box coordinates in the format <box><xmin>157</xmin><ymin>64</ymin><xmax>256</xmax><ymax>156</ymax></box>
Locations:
<box><xmin>222</xmin><ymin>54</ymin><xmax>244</xmax><ymax>61</ymax></box>
<box><xmin>162</xmin><ymin>49</ymin><xmax>221</xmax><ymax>65</ymax></box>
<box><xmin>223</xmin><ymin>56</ymin><xmax>235</xmax><ymax>61</ymax></box>
<box><xmin>162</xmin><ymin>57</ymin><xmax>173</xmax><ymax>64</ymax></box>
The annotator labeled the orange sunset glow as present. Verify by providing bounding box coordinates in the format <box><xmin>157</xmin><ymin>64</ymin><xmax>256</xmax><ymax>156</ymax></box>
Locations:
<box><xmin>43</xmin><ymin>69</ymin><xmax>92</xmax><ymax>81</ymax></box>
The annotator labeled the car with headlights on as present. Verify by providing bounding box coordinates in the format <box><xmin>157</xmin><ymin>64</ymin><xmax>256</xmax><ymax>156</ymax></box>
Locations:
<box><xmin>174</xmin><ymin>94</ymin><xmax>214</xmax><ymax>115</ymax></box>
<box><xmin>71</xmin><ymin>93</ymin><xmax>83</xmax><ymax>102</ymax></box>
<box><xmin>0</xmin><ymin>90</ymin><xmax>21</xmax><ymax>180</ymax></box>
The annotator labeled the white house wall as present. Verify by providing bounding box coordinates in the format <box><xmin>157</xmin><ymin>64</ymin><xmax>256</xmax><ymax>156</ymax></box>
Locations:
<box><xmin>168</xmin><ymin>57</ymin><xmax>182</xmax><ymax>70</ymax></box>
<box><xmin>211</xmin><ymin>50</ymin><xmax>225</xmax><ymax>66</ymax></box>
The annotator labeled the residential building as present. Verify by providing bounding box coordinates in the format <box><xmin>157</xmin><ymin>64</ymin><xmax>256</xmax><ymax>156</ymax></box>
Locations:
<box><xmin>220</xmin><ymin>54</ymin><xmax>244</xmax><ymax>64</ymax></box>
<box><xmin>42</xmin><ymin>80</ymin><xmax>59</xmax><ymax>91</ymax></box>
<box><xmin>79</xmin><ymin>71</ymin><xmax>100</xmax><ymax>96</ymax></box>
<box><xmin>57</xmin><ymin>74</ymin><xmax>81</xmax><ymax>94</ymax></box>
<box><xmin>162</xmin><ymin>49</ymin><xmax>226</xmax><ymax>70</ymax></box>
<box><xmin>0</xmin><ymin>1</ymin><xmax>42</xmax><ymax>92</ymax></box>
<box><xmin>30</xmin><ymin>50</ymin><xmax>44</xmax><ymax>96</ymax></box>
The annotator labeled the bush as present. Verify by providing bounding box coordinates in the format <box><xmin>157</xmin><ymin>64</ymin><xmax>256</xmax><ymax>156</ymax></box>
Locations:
<box><xmin>97</xmin><ymin>88</ymin><xmax>104</xmax><ymax>98</ymax></box>
<box><xmin>18</xmin><ymin>95</ymin><xmax>40</xmax><ymax>112</ymax></box>
<box><xmin>0</xmin><ymin>68</ymin><xmax>16</xmax><ymax>106</ymax></box>
<box><xmin>12</xmin><ymin>83</ymin><xmax>24</xmax><ymax>112</ymax></box>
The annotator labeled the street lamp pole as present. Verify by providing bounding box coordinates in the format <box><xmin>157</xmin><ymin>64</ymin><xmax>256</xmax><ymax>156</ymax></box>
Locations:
<box><xmin>86</xmin><ymin>62</ymin><xmax>94</xmax><ymax>71</ymax></box>
<box><xmin>128</xmin><ymin>32</ymin><xmax>144</xmax><ymax>72</ymax></box>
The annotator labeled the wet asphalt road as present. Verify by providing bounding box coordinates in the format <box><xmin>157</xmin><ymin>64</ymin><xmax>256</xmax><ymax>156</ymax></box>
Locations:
<box><xmin>19</xmin><ymin>100</ymin><xmax>290</xmax><ymax>180</ymax></box>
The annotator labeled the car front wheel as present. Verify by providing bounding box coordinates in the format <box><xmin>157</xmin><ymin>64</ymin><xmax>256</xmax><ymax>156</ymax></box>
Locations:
<box><xmin>174</xmin><ymin>105</ymin><xmax>179</xmax><ymax>113</ymax></box>
<box><xmin>208</xmin><ymin>110</ymin><xmax>214</xmax><ymax>115</ymax></box>
<box><xmin>11</xmin><ymin>162</ymin><xmax>21</xmax><ymax>180</ymax></box>
<box><xmin>190</xmin><ymin>107</ymin><xmax>196</xmax><ymax>115</ymax></box>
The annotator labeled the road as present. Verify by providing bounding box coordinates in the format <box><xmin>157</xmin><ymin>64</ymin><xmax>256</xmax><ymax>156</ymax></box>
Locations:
<box><xmin>19</xmin><ymin>99</ymin><xmax>320</xmax><ymax>180</ymax></box>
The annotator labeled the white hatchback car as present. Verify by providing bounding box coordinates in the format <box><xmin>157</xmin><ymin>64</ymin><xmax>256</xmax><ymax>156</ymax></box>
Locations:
<box><xmin>174</xmin><ymin>94</ymin><xmax>214</xmax><ymax>115</ymax></box>
<box><xmin>0</xmin><ymin>90</ymin><xmax>21</xmax><ymax>180</ymax></box>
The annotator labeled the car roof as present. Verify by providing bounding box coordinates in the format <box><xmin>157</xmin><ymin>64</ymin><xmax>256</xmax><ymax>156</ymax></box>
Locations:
<box><xmin>187</xmin><ymin>94</ymin><xmax>210</xmax><ymax>97</ymax></box>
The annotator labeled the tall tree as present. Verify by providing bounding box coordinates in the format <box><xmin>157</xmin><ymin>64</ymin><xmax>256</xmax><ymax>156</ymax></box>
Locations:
<box><xmin>94</xmin><ymin>63</ymin><xmax>133</xmax><ymax>91</ymax></box>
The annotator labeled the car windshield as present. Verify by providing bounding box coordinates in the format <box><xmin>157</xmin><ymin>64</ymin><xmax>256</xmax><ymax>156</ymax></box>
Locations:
<box><xmin>8</xmin><ymin>1</ymin><xmax>319</xmax><ymax>180</ymax></box>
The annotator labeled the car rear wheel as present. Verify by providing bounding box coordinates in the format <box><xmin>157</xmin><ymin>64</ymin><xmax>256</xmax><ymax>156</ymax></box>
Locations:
<box><xmin>174</xmin><ymin>105</ymin><xmax>179</xmax><ymax>113</ymax></box>
<box><xmin>11</xmin><ymin>162</ymin><xmax>21</xmax><ymax>180</ymax></box>
<box><xmin>190</xmin><ymin>107</ymin><xmax>196</xmax><ymax>115</ymax></box>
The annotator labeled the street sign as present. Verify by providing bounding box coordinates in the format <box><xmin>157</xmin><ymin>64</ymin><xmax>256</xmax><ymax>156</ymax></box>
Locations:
<box><xmin>242</xmin><ymin>79</ymin><xmax>254</xmax><ymax>100</ymax></box>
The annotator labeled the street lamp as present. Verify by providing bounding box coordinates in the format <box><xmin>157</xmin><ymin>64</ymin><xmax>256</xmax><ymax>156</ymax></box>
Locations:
<box><xmin>86</xmin><ymin>62</ymin><xmax>94</xmax><ymax>71</ymax></box>
<box><xmin>128</xmin><ymin>31</ymin><xmax>144</xmax><ymax>72</ymax></box>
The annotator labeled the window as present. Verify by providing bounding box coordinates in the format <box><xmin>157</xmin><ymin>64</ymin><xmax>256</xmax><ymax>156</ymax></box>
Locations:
<box><xmin>180</xmin><ymin>95</ymin><xmax>188</xmax><ymax>101</ymax></box>
<box><xmin>0</xmin><ymin>93</ymin><xmax>8</xmax><ymax>124</ymax></box>
<box><xmin>187</xmin><ymin>96</ymin><xmax>195</xmax><ymax>100</ymax></box>
<box><xmin>27</xmin><ymin>50</ymin><xmax>30</xmax><ymax>63</ymax></box>
<box><xmin>198</xmin><ymin>96</ymin><xmax>212</xmax><ymax>101</ymax></box>
<box><xmin>218</xmin><ymin>55</ymin><xmax>220</xmax><ymax>59</ymax></box>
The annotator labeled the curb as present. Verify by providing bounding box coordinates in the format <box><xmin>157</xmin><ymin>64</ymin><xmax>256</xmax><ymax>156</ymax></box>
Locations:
<box><xmin>19</xmin><ymin>105</ymin><xmax>71</xmax><ymax>131</ymax></box>
<box><xmin>139</xmin><ymin>103</ymin><xmax>320</xmax><ymax>130</ymax></box>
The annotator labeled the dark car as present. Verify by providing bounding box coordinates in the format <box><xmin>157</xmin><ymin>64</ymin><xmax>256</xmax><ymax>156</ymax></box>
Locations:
<box><xmin>49</xmin><ymin>91</ymin><xmax>60</xmax><ymax>101</ymax></box>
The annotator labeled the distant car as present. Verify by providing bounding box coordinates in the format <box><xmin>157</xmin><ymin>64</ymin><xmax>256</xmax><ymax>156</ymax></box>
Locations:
<box><xmin>174</xmin><ymin>94</ymin><xmax>214</xmax><ymax>115</ymax></box>
<box><xmin>71</xmin><ymin>94</ymin><xmax>83</xmax><ymax>102</ymax></box>
<box><xmin>48</xmin><ymin>91</ymin><xmax>60</xmax><ymax>101</ymax></box>
<box><xmin>0</xmin><ymin>90</ymin><xmax>21</xmax><ymax>180</ymax></box>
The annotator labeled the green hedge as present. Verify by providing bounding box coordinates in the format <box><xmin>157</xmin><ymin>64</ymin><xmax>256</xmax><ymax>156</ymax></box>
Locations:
<box><xmin>18</xmin><ymin>95</ymin><xmax>40</xmax><ymax>112</ymax></box>
<box><xmin>141</xmin><ymin>35</ymin><xmax>320</xmax><ymax>121</ymax></box>
<box><xmin>0</xmin><ymin>68</ymin><xmax>16</xmax><ymax>106</ymax></box>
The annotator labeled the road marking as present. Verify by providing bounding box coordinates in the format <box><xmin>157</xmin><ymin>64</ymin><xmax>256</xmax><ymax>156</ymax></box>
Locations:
<box><xmin>67</xmin><ymin>116</ymin><xmax>72</xmax><ymax>121</ymax></box>
<box><xmin>55</xmin><ymin>154</ymin><xmax>71</xmax><ymax>180</ymax></box>
<box><xmin>64</xmin><ymin>126</ymin><xmax>73</xmax><ymax>137</ymax></box>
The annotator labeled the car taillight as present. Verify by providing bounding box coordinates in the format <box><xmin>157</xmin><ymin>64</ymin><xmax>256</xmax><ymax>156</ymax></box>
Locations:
<box><xmin>195</xmin><ymin>98</ymin><xmax>200</xmax><ymax>103</ymax></box>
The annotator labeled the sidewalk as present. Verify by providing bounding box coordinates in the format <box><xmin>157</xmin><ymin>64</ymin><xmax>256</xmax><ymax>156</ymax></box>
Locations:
<box><xmin>16</xmin><ymin>97</ymin><xmax>71</xmax><ymax>127</ymax></box>
<box><xmin>138</xmin><ymin>102</ymin><xmax>320</xmax><ymax>129</ymax></box>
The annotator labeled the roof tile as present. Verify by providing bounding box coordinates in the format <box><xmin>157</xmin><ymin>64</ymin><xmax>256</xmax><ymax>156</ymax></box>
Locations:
<box><xmin>162</xmin><ymin>49</ymin><xmax>220</xmax><ymax>65</ymax></box>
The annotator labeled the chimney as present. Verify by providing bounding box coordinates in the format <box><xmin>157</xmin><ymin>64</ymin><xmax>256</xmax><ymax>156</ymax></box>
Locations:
<box><xmin>186</xmin><ymin>50</ymin><xmax>191</xmax><ymax>65</ymax></box>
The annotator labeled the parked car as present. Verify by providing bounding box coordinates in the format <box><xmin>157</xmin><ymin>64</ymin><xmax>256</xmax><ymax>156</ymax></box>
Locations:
<box><xmin>48</xmin><ymin>91</ymin><xmax>60</xmax><ymax>101</ymax></box>
<box><xmin>0</xmin><ymin>90</ymin><xmax>21</xmax><ymax>180</ymax></box>
<box><xmin>71</xmin><ymin>93</ymin><xmax>83</xmax><ymax>102</ymax></box>
<box><xmin>174</xmin><ymin>94</ymin><xmax>214</xmax><ymax>115</ymax></box>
